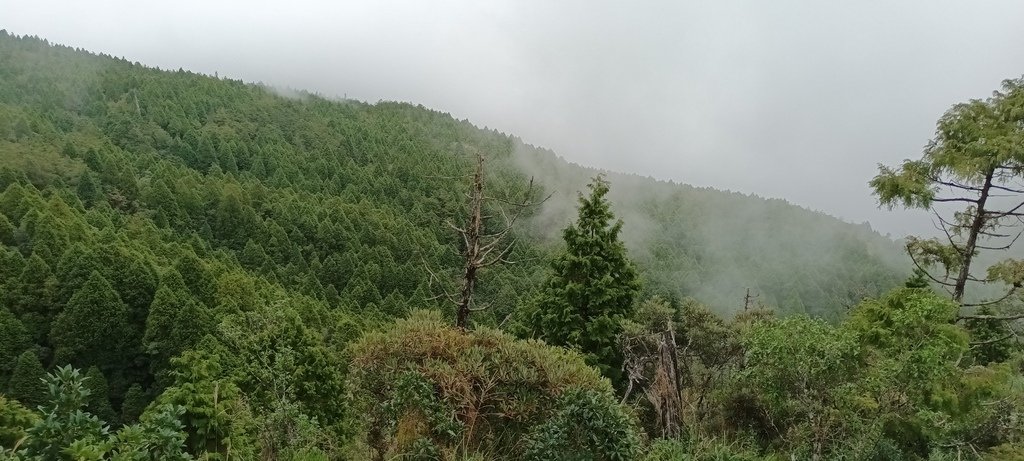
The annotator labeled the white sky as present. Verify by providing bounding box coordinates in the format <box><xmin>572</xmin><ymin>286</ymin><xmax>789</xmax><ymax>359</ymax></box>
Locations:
<box><xmin>4</xmin><ymin>0</ymin><xmax>1024</xmax><ymax>237</ymax></box>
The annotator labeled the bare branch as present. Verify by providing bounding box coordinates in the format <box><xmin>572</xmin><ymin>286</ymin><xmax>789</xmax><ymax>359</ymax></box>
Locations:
<box><xmin>961</xmin><ymin>286</ymin><xmax>1018</xmax><ymax>308</ymax></box>
<box><xmin>958</xmin><ymin>312</ymin><xmax>1024</xmax><ymax>322</ymax></box>
<box><xmin>933</xmin><ymin>178</ymin><xmax>983</xmax><ymax>192</ymax></box>
<box><xmin>969</xmin><ymin>334</ymin><xmax>1017</xmax><ymax>347</ymax></box>
<box><xmin>974</xmin><ymin>230</ymin><xmax>1024</xmax><ymax>251</ymax></box>
<box><xmin>931</xmin><ymin>197</ymin><xmax>980</xmax><ymax>204</ymax></box>
<box><xmin>990</xmin><ymin>184</ymin><xmax>1024</xmax><ymax>194</ymax></box>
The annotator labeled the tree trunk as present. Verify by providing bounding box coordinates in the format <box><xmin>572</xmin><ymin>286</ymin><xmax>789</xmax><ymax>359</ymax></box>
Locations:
<box><xmin>953</xmin><ymin>169</ymin><xmax>994</xmax><ymax>303</ymax></box>
<box><xmin>456</xmin><ymin>155</ymin><xmax>484</xmax><ymax>329</ymax></box>
<box><xmin>646</xmin><ymin>326</ymin><xmax>683</xmax><ymax>438</ymax></box>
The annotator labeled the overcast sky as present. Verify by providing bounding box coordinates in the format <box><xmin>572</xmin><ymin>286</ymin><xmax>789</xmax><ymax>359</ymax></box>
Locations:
<box><xmin>4</xmin><ymin>1</ymin><xmax>1024</xmax><ymax>236</ymax></box>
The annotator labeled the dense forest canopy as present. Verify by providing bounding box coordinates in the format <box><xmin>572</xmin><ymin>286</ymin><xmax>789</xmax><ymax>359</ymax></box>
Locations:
<box><xmin>0</xmin><ymin>31</ymin><xmax>1020</xmax><ymax>460</ymax></box>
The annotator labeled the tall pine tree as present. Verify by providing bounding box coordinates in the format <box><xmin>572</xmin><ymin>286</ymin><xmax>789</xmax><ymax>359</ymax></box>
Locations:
<box><xmin>525</xmin><ymin>176</ymin><xmax>640</xmax><ymax>385</ymax></box>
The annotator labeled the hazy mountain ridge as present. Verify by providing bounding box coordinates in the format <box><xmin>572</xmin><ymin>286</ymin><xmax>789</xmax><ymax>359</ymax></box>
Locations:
<box><xmin>0</xmin><ymin>30</ymin><xmax>906</xmax><ymax>318</ymax></box>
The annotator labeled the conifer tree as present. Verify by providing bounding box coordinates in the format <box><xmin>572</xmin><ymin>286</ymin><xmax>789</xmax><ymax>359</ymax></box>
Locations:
<box><xmin>55</xmin><ymin>243</ymin><xmax>103</xmax><ymax>304</ymax></box>
<box><xmin>0</xmin><ymin>212</ymin><xmax>15</xmax><ymax>246</ymax></box>
<box><xmin>0</xmin><ymin>308</ymin><xmax>30</xmax><ymax>383</ymax></box>
<box><xmin>172</xmin><ymin>252</ymin><xmax>216</xmax><ymax>307</ymax></box>
<box><xmin>144</xmin><ymin>283</ymin><xmax>210</xmax><ymax>383</ymax></box>
<box><xmin>7</xmin><ymin>350</ymin><xmax>47</xmax><ymax>409</ymax></box>
<box><xmin>120</xmin><ymin>383</ymin><xmax>148</xmax><ymax>424</ymax></box>
<box><xmin>106</xmin><ymin>253</ymin><xmax>158</xmax><ymax>330</ymax></box>
<box><xmin>8</xmin><ymin>253</ymin><xmax>57</xmax><ymax>343</ymax></box>
<box><xmin>75</xmin><ymin>171</ymin><xmax>101</xmax><ymax>207</ymax></box>
<box><xmin>526</xmin><ymin>176</ymin><xmax>640</xmax><ymax>384</ymax></box>
<box><xmin>84</xmin><ymin>366</ymin><xmax>118</xmax><ymax>426</ymax></box>
<box><xmin>50</xmin><ymin>271</ymin><xmax>130</xmax><ymax>370</ymax></box>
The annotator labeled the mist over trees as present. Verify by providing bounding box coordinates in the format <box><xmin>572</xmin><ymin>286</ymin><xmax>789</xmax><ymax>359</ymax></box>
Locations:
<box><xmin>0</xmin><ymin>31</ymin><xmax>1021</xmax><ymax>460</ymax></box>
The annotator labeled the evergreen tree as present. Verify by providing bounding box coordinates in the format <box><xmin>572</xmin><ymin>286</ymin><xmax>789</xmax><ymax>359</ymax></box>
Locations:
<box><xmin>120</xmin><ymin>383</ymin><xmax>148</xmax><ymax>424</ymax></box>
<box><xmin>7</xmin><ymin>253</ymin><xmax>57</xmax><ymax>343</ymax></box>
<box><xmin>144</xmin><ymin>283</ymin><xmax>210</xmax><ymax>383</ymax></box>
<box><xmin>0</xmin><ymin>212</ymin><xmax>15</xmax><ymax>246</ymax></box>
<box><xmin>84</xmin><ymin>366</ymin><xmax>118</xmax><ymax>426</ymax></box>
<box><xmin>0</xmin><ymin>246</ymin><xmax>24</xmax><ymax>282</ymax></box>
<box><xmin>526</xmin><ymin>176</ymin><xmax>640</xmax><ymax>384</ymax></box>
<box><xmin>55</xmin><ymin>243</ymin><xmax>103</xmax><ymax>304</ymax></box>
<box><xmin>49</xmin><ymin>271</ymin><xmax>131</xmax><ymax>371</ymax></box>
<box><xmin>0</xmin><ymin>308</ymin><xmax>31</xmax><ymax>383</ymax></box>
<box><xmin>7</xmin><ymin>350</ymin><xmax>47</xmax><ymax>409</ymax></box>
<box><xmin>75</xmin><ymin>170</ymin><xmax>101</xmax><ymax>207</ymax></box>
<box><xmin>172</xmin><ymin>252</ymin><xmax>216</xmax><ymax>306</ymax></box>
<box><xmin>106</xmin><ymin>252</ymin><xmax>158</xmax><ymax>330</ymax></box>
<box><xmin>240</xmin><ymin>238</ymin><xmax>271</xmax><ymax>273</ymax></box>
<box><xmin>966</xmin><ymin>306</ymin><xmax>1015</xmax><ymax>365</ymax></box>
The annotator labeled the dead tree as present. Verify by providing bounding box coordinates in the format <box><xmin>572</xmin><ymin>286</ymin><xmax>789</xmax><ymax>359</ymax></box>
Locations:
<box><xmin>427</xmin><ymin>153</ymin><xmax>547</xmax><ymax>329</ymax></box>
<box><xmin>620</xmin><ymin>315</ymin><xmax>684</xmax><ymax>439</ymax></box>
<box><xmin>648</xmin><ymin>327</ymin><xmax>683</xmax><ymax>438</ymax></box>
<box><xmin>743</xmin><ymin>288</ymin><xmax>760</xmax><ymax>312</ymax></box>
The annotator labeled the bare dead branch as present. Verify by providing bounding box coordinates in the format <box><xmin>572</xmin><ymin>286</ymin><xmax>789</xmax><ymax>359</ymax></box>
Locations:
<box><xmin>974</xmin><ymin>230</ymin><xmax>1024</xmax><ymax>251</ymax></box>
<box><xmin>961</xmin><ymin>286</ymin><xmax>1018</xmax><ymax>308</ymax></box>
<box><xmin>969</xmin><ymin>334</ymin><xmax>1017</xmax><ymax>346</ymax></box>
<box><xmin>931</xmin><ymin>197</ymin><xmax>980</xmax><ymax>204</ymax></box>
<box><xmin>429</xmin><ymin>154</ymin><xmax>548</xmax><ymax>328</ymax></box>
<box><xmin>958</xmin><ymin>312</ymin><xmax>1024</xmax><ymax>322</ymax></box>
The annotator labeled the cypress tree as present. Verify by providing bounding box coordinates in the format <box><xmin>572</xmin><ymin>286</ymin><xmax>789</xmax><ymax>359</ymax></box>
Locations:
<box><xmin>8</xmin><ymin>253</ymin><xmax>57</xmax><ymax>343</ymax></box>
<box><xmin>526</xmin><ymin>176</ymin><xmax>640</xmax><ymax>385</ymax></box>
<box><xmin>7</xmin><ymin>350</ymin><xmax>47</xmax><ymax>409</ymax></box>
<box><xmin>0</xmin><ymin>245</ymin><xmax>25</xmax><ymax>281</ymax></box>
<box><xmin>55</xmin><ymin>243</ymin><xmax>103</xmax><ymax>304</ymax></box>
<box><xmin>144</xmin><ymin>283</ymin><xmax>210</xmax><ymax>380</ymax></box>
<box><xmin>84</xmin><ymin>366</ymin><xmax>118</xmax><ymax>426</ymax></box>
<box><xmin>75</xmin><ymin>171</ymin><xmax>101</xmax><ymax>207</ymax></box>
<box><xmin>120</xmin><ymin>383</ymin><xmax>148</xmax><ymax>424</ymax></box>
<box><xmin>172</xmin><ymin>252</ymin><xmax>216</xmax><ymax>306</ymax></box>
<box><xmin>49</xmin><ymin>271</ymin><xmax>130</xmax><ymax>371</ymax></box>
<box><xmin>0</xmin><ymin>212</ymin><xmax>14</xmax><ymax>246</ymax></box>
<box><xmin>0</xmin><ymin>308</ymin><xmax>30</xmax><ymax>383</ymax></box>
<box><xmin>101</xmin><ymin>247</ymin><xmax>158</xmax><ymax>329</ymax></box>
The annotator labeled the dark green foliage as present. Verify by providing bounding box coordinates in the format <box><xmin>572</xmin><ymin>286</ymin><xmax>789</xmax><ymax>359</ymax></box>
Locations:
<box><xmin>144</xmin><ymin>284</ymin><xmax>207</xmax><ymax>384</ymax></box>
<box><xmin>7</xmin><ymin>350</ymin><xmax>47</xmax><ymax>410</ymax></box>
<box><xmin>0</xmin><ymin>212</ymin><xmax>14</xmax><ymax>246</ymax></box>
<box><xmin>172</xmin><ymin>252</ymin><xmax>216</xmax><ymax>307</ymax></box>
<box><xmin>5</xmin><ymin>253</ymin><xmax>57</xmax><ymax>343</ymax></box>
<box><xmin>965</xmin><ymin>306</ymin><xmax>1015</xmax><ymax>365</ymax></box>
<box><xmin>522</xmin><ymin>388</ymin><xmax>640</xmax><ymax>461</ymax></box>
<box><xmin>0</xmin><ymin>308</ymin><xmax>31</xmax><ymax>383</ymax></box>
<box><xmin>526</xmin><ymin>176</ymin><xmax>641</xmax><ymax>384</ymax></box>
<box><xmin>75</xmin><ymin>170</ymin><xmax>101</xmax><ymax>206</ymax></box>
<box><xmin>50</xmin><ymin>271</ymin><xmax>131</xmax><ymax>372</ymax></box>
<box><xmin>55</xmin><ymin>243</ymin><xmax>103</xmax><ymax>304</ymax></box>
<box><xmin>83</xmin><ymin>366</ymin><xmax>118</xmax><ymax>427</ymax></box>
<box><xmin>120</xmin><ymin>383</ymin><xmax>148</xmax><ymax>424</ymax></box>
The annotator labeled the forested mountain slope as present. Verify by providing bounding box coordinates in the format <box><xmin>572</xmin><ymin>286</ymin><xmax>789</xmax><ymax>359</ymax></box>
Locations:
<box><xmin>0</xmin><ymin>32</ymin><xmax>907</xmax><ymax>323</ymax></box>
<box><xmin>6</xmin><ymin>30</ymin><xmax>1024</xmax><ymax>461</ymax></box>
